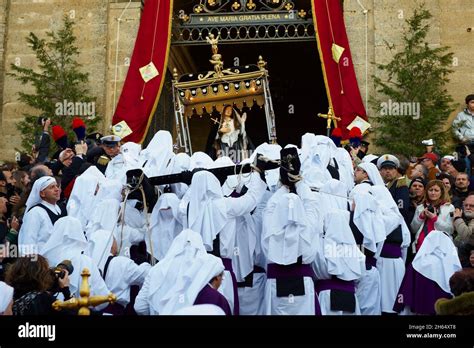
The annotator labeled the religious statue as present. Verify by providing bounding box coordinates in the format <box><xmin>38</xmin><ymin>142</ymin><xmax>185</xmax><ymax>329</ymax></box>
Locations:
<box><xmin>206</xmin><ymin>34</ymin><xmax>219</xmax><ymax>55</ymax></box>
<box><xmin>206</xmin><ymin>105</ymin><xmax>253</xmax><ymax>162</ymax></box>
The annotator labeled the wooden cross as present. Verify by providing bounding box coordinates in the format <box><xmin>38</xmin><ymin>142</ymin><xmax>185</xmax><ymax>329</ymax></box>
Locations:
<box><xmin>52</xmin><ymin>268</ymin><xmax>117</xmax><ymax>316</ymax></box>
<box><xmin>317</xmin><ymin>107</ymin><xmax>342</xmax><ymax>137</ymax></box>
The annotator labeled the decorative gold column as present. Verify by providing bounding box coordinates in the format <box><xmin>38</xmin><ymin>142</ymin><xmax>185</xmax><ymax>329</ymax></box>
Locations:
<box><xmin>52</xmin><ymin>268</ymin><xmax>117</xmax><ymax>316</ymax></box>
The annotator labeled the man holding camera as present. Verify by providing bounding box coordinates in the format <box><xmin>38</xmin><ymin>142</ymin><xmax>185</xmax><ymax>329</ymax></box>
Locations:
<box><xmin>59</xmin><ymin>141</ymin><xmax>89</xmax><ymax>199</ymax></box>
<box><xmin>34</xmin><ymin>118</ymin><xmax>52</xmax><ymax>164</ymax></box>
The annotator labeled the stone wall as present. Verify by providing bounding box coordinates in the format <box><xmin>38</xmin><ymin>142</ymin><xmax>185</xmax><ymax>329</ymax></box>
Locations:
<box><xmin>0</xmin><ymin>0</ymin><xmax>472</xmax><ymax>159</ymax></box>
<box><xmin>0</xmin><ymin>0</ymin><xmax>110</xmax><ymax>160</ymax></box>
<box><xmin>0</xmin><ymin>0</ymin><xmax>9</xmax><ymax>126</ymax></box>
<box><xmin>344</xmin><ymin>0</ymin><xmax>474</xmax><ymax>147</ymax></box>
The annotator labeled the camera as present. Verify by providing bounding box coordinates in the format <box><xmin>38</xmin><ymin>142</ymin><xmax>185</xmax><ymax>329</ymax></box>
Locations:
<box><xmin>37</xmin><ymin>117</ymin><xmax>49</xmax><ymax>126</ymax></box>
<box><xmin>6</xmin><ymin>184</ymin><xmax>16</xmax><ymax>198</ymax></box>
<box><xmin>49</xmin><ymin>260</ymin><xmax>74</xmax><ymax>292</ymax></box>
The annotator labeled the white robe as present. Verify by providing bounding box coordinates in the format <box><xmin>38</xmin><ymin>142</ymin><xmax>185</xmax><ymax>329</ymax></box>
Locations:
<box><xmin>262</xmin><ymin>182</ymin><xmax>320</xmax><ymax>315</ymax></box>
<box><xmin>149</xmin><ymin>193</ymin><xmax>182</xmax><ymax>261</ymax></box>
<box><xmin>86</xmin><ymin>229</ymin><xmax>151</xmax><ymax>308</ymax></box>
<box><xmin>313</xmin><ymin>210</ymin><xmax>365</xmax><ymax>315</ymax></box>
<box><xmin>0</xmin><ymin>281</ymin><xmax>13</xmax><ymax>314</ymax></box>
<box><xmin>237</xmin><ymin>189</ymin><xmax>272</xmax><ymax>315</ymax></box>
<box><xmin>355</xmin><ymin>267</ymin><xmax>381</xmax><ymax>315</ymax></box>
<box><xmin>352</xmin><ymin>192</ymin><xmax>385</xmax><ymax>315</ymax></box>
<box><xmin>369</xmin><ymin>185</ymin><xmax>410</xmax><ymax>313</ymax></box>
<box><xmin>67</xmin><ymin>167</ymin><xmax>104</xmax><ymax>230</ymax></box>
<box><xmin>134</xmin><ymin>230</ymin><xmax>224</xmax><ymax>315</ymax></box>
<box><xmin>40</xmin><ymin>216</ymin><xmax>110</xmax><ymax>310</ymax></box>
<box><xmin>103</xmin><ymin>255</ymin><xmax>151</xmax><ymax>307</ymax></box>
<box><xmin>19</xmin><ymin>201</ymin><xmax>62</xmax><ymax>255</ymax></box>
<box><xmin>178</xmin><ymin>171</ymin><xmax>266</xmax><ymax>314</ymax></box>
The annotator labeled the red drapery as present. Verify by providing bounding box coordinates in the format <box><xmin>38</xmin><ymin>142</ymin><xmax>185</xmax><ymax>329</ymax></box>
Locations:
<box><xmin>112</xmin><ymin>0</ymin><xmax>173</xmax><ymax>143</ymax></box>
<box><xmin>114</xmin><ymin>0</ymin><xmax>365</xmax><ymax>142</ymax></box>
<box><xmin>312</xmin><ymin>0</ymin><xmax>367</xmax><ymax>138</ymax></box>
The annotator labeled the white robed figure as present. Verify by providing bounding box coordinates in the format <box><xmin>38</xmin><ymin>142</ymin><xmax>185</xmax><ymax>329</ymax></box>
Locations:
<box><xmin>105</xmin><ymin>142</ymin><xmax>143</xmax><ymax>183</ymax></box>
<box><xmin>178</xmin><ymin>170</ymin><xmax>267</xmax><ymax>315</ymax></box>
<box><xmin>86</xmin><ymin>229</ymin><xmax>151</xmax><ymax>313</ymax></box>
<box><xmin>261</xmin><ymin>181</ymin><xmax>321</xmax><ymax>315</ymax></box>
<box><xmin>234</xmin><ymin>186</ymin><xmax>272</xmax><ymax>316</ymax></box>
<box><xmin>0</xmin><ymin>281</ymin><xmax>14</xmax><ymax>315</ymax></box>
<box><xmin>85</xmin><ymin>179</ymin><xmax>123</xmax><ymax>237</ymax></box>
<box><xmin>394</xmin><ymin>230</ymin><xmax>461</xmax><ymax>315</ymax></box>
<box><xmin>369</xmin><ymin>185</ymin><xmax>411</xmax><ymax>314</ymax></box>
<box><xmin>19</xmin><ymin>176</ymin><xmax>65</xmax><ymax>255</ymax></box>
<box><xmin>349</xmin><ymin>162</ymin><xmax>384</xmax><ymax>202</ymax></box>
<box><xmin>167</xmin><ymin>153</ymin><xmax>191</xmax><ymax>199</ymax></box>
<box><xmin>67</xmin><ymin>166</ymin><xmax>105</xmax><ymax>230</ymax></box>
<box><xmin>40</xmin><ymin>216</ymin><xmax>110</xmax><ymax>310</ymax></box>
<box><xmin>351</xmin><ymin>192</ymin><xmax>386</xmax><ymax>315</ymax></box>
<box><xmin>148</xmin><ymin>193</ymin><xmax>182</xmax><ymax>261</ymax></box>
<box><xmin>312</xmin><ymin>210</ymin><xmax>365</xmax><ymax>315</ymax></box>
<box><xmin>140</xmin><ymin>131</ymin><xmax>174</xmax><ymax>178</ymax></box>
<box><xmin>134</xmin><ymin>229</ymin><xmax>229</xmax><ymax>315</ymax></box>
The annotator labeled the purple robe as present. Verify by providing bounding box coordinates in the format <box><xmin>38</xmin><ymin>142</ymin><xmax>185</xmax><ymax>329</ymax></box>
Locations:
<box><xmin>194</xmin><ymin>285</ymin><xmax>232</xmax><ymax>316</ymax></box>
<box><xmin>393</xmin><ymin>264</ymin><xmax>452</xmax><ymax>315</ymax></box>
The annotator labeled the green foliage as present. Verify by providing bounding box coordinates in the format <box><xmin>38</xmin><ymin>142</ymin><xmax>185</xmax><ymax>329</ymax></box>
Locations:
<box><xmin>370</xmin><ymin>4</ymin><xmax>455</xmax><ymax>157</ymax></box>
<box><xmin>8</xmin><ymin>16</ymin><xmax>100</xmax><ymax>154</ymax></box>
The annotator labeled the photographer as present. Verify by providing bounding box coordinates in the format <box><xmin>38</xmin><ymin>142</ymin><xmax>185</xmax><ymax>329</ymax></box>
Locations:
<box><xmin>0</xmin><ymin>169</ymin><xmax>21</xmax><ymax>210</ymax></box>
<box><xmin>0</xmin><ymin>195</ymin><xmax>20</xmax><ymax>246</ymax></box>
<box><xmin>60</xmin><ymin>141</ymin><xmax>89</xmax><ymax>199</ymax></box>
<box><xmin>0</xmin><ymin>195</ymin><xmax>20</xmax><ymax>281</ymax></box>
<box><xmin>34</xmin><ymin>118</ymin><xmax>51</xmax><ymax>164</ymax></box>
<box><xmin>4</xmin><ymin>255</ymin><xmax>72</xmax><ymax>315</ymax></box>
<box><xmin>453</xmin><ymin>194</ymin><xmax>474</xmax><ymax>256</ymax></box>
<box><xmin>410</xmin><ymin>180</ymin><xmax>454</xmax><ymax>253</ymax></box>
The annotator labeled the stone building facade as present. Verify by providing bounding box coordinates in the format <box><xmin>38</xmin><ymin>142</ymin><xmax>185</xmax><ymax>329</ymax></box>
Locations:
<box><xmin>0</xmin><ymin>0</ymin><xmax>472</xmax><ymax>159</ymax></box>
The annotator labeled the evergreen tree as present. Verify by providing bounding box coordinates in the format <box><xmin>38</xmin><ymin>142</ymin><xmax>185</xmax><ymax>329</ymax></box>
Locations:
<box><xmin>8</xmin><ymin>16</ymin><xmax>100</xmax><ymax>154</ymax></box>
<box><xmin>370</xmin><ymin>4</ymin><xmax>455</xmax><ymax>157</ymax></box>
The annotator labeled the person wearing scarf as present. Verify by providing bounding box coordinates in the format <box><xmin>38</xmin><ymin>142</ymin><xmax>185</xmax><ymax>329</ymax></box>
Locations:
<box><xmin>410</xmin><ymin>180</ymin><xmax>454</xmax><ymax>254</ymax></box>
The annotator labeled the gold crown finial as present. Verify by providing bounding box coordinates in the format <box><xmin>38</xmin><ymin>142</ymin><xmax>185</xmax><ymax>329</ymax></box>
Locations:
<box><xmin>258</xmin><ymin>55</ymin><xmax>267</xmax><ymax>70</ymax></box>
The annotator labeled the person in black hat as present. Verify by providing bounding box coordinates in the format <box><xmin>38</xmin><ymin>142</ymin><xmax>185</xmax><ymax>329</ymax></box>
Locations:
<box><xmin>408</xmin><ymin>177</ymin><xmax>426</xmax><ymax>223</ymax></box>
<box><xmin>358</xmin><ymin>140</ymin><xmax>370</xmax><ymax>160</ymax></box>
<box><xmin>85</xmin><ymin>132</ymin><xmax>103</xmax><ymax>147</ymax></box>
<box><xmin>86</xmin><ymin>135</ymin><xmax>121</xmax><ymax>174</ymax></box>
<box><xmin>377</xmin><ymin>154</ymin><xmax>411</xmax><ymax>226</ymax></box>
